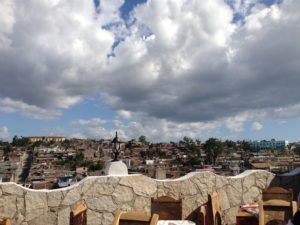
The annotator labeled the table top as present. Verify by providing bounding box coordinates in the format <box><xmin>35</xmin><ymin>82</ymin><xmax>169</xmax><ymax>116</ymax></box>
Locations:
<box><xmin>237</xmin><ymin>210</ymin><xmax>258</xmax><ymax>218</ymax></box>
<box><xmin>238</xmin><ymin>204</ymin><xmax>259</xmax><ymax>218</ymax></box>
<box><xmin>157</xmin><ymin>220</ymin><xmax>196</xmax><ymax>225</ymax></box>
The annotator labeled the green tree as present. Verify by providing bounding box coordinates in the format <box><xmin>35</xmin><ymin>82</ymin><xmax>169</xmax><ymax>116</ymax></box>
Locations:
<box><xmin>183</xmin><ymin>136</ymin><xmax>194</xmax><ymax>145</ymax></box>
<box><xmin>3</xmin><ymin>144</ymin><xmax>12</xmax><ymax>154</ymax></box>
<box><xmin>204</xmin><ymin>138</ymin><xmax>224</xmax><ymax>165</ymax></box>
<box><xmin>195</xmin><ymin>139</ymin><xmax>201</xmax><ymax>145</ymax></box>
<box><xmin>224</xmin><ymin>140</ymin><xmax>236</xmax><ymax>149</ymax></box>
<box><xmin>12</xmin><ymin>135</ymin><xmax>29</xmax><ymax>147</ymax></box>
<box><xmin>61</xmin><ymin>139</ymin><xmax>71</xmax><ymax>149</ymax></box>
<box><xmin>12</xmin><ymin>135</ymin><xmax>18</xmax><ymax>145</ymax></box>
<box><xmin>191</xmin><ymin>142</ymin><xmax>197</xmax><ymax>154</ymax></box>
<box><xmin>241</xmin><ymin>140</ymin><xmax>258</xmax><ymax>152</ymax></box>
<box><xmin>294</xmin><ymin>146</ymin><xmax>300</xmax><ymax>157</ymax></box>
<box><xmin>138</xmin><ymin>135</ymin><xmax>148</xmax><ymax>145</ymax></box>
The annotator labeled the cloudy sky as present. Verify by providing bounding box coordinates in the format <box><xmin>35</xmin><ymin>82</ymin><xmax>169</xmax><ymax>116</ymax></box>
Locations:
<box><xmin>1</xmin><ymin>0</ymin><xmax>300</xmax><ymax>142</ymax></box>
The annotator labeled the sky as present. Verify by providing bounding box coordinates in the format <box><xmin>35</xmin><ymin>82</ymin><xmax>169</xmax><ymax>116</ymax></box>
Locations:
<box><xmin>1</xmin><ymin>0</ymin><xmax>300</xmax><ymax>142</ymax></box>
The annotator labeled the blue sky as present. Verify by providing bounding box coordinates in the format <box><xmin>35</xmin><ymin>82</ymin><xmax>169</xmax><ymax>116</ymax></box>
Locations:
<box><xmin>1</xmin><ymin>0</ymin><xmax>300</xmax><ymax>142</ymax></box>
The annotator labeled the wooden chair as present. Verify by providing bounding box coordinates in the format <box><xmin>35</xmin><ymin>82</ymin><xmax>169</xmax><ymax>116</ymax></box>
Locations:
<box><xmin>0</xmin><ymin>219</ymin><xmax>11</xmax><ymax>225</ymax></box>
<box><xmin>259</xmin><ymin>187</ymin><xmax>297</xmax><ymax>225</ymax></box>
<box><xmin>112</xmin><ymin>211</ymin><xmax>159</xmax><ymax>225</ymax></box>
<box><xmin>70</xmin><ymin>203</ymin><xmax>87</xmax><ymax>225</ymax></box>
<box><xmin>151</xmin><ymin>196</ymin><xmax>182</xmax><ymax>220</ymax></box>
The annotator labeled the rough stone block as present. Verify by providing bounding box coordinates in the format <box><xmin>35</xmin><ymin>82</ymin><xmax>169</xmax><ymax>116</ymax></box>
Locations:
<box><xmin>112</xmin><ymin>185</ymin><xmax>134</xmax><ymax>203</ymax></box>
<box><xmin>86</xmin><ymin>196</ymin><xmax>117</xmax><ymax>212</ymax></box>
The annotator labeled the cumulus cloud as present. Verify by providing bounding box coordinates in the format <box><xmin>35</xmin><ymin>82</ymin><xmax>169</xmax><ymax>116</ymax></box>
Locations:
<box><xmin>0</xmin><ymin>97</ymin><xmax>62</xmax><ymax>120</ymax></box>
<box><xmin>117</xmin><ymin>110</ymin><xmax>132</xmax><ymax>119</ymax></box>
<box><xmin>0</xmin><ymin>0</ymin><xmax>114</xmax><ymax>115</ymax></box>
<box><xmin>71</xmin><ymin>118</ymin><xmax>107</xmax><ymax>126</ymax></box>
<box><xmin>1</xmin><ymin>0</ymin><xmax>300</xmax><ymax>139</ymax></box>
<box><xmin>252</xmin><ymin>121</ymin><xmax>263</xmax><ymax>131</ymax></box>
<box><xmin>70</xmin><ymin>112</ymin><xmax>220</xmax><ymax>142</ymax></box>
<box><xmin>0</xmin><ymin>126</ymin><xmax>9</xmax><ymax>140</ymax></box>
<box><xmin>101</xmin><ymin>0</ymin><xmax>300</xmax><ymax>125</ymax></box>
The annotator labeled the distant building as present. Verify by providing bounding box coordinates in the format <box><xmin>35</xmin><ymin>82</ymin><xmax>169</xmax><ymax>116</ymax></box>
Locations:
<box><xmin>27</xmin><ymin>136</ymin><xmax>66</xmax><ymax>143</ymax></box>
<box><xmin>54</xmin><ymin>176</ymin><xmax>77</xmax><ymax>188</ymax></box>
<box><xmin>248</xmin><ymin>139</ymin><xmax>288</xmax><ymax>150</ymax></box>
<box><xmin>155</xmin><ymin>167</ymin><xmax>166</xmax><ymax>179</ymax></box>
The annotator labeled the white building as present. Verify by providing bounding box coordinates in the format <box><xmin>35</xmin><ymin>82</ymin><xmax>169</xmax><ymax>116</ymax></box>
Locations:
<box><xmin>248</xmin><ymin>139</ymin><xmax>288</xmax><ymax>150</ymax></box>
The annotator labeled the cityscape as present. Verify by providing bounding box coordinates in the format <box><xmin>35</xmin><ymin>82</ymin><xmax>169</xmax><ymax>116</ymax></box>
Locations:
<box><xmin>1</xmin><ymin>135</ymin><xmax>300</xmax><ymax>189</ymax></box>
<box><xmin>1</xmin><ymin>0</ymin><xmax>300</xmax><ymax>225</ymax></box>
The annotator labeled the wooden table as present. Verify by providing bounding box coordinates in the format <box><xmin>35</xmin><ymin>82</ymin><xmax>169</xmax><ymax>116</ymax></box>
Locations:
<box><xmin>236</xmin><ymin>210</ymin><xmax>258</xmax><ymax>225</ymax></box>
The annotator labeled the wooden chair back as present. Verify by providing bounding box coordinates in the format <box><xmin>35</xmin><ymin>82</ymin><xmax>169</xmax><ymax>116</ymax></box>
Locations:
<box><xmin>208</xmin><ymin>191</ymin><xmax>222</xmax><ymax>225</ymax></box>
<box><xmin>262</xmin><ymin>187</ymin><xmax>293</xmax><ymax>202</ymax></box>
<box><xmin>0</xmin><ymin>219</ymin><xmax>11</xmax><ymax>225</ymax></box>
<box><xmin>112</xmin><ymin>211</ymin><xmax>159</xmax><ymax>225</ymax></box>
<box><xmin>70</xmin><ymin>203</ymin><xmax>87</xmax><ymax>225</ymax></box>
<box><xmin>198</xmin><ymin>205</ymin><xmax>208</xmax><ymax>225</ymax></box>
<box><xmin>151</xmin><ymin>196</ymin><xmax>182</xmax><ymax>220</ymax></box>
<box><xmin>198</xmin><ymin>192</ymin><xmax>222</xmax><ymax>225</ymax></box>
<box><xmin>259</xmin><ymin>187</ymin><xmax>297</xmax><ymax>225</ymax></box>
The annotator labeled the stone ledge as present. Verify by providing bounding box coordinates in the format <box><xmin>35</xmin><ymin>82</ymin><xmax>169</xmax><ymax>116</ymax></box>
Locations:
<box><xmin>0</xmin><ymin>170</ymin><xmax>285</xmax><ymax>225</ymax></box>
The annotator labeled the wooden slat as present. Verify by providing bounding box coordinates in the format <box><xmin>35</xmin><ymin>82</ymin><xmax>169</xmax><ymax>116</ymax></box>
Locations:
<box><xmin>70</xmin><ymin>203</ymin><xmax>87</xmax><ymax>225</ymax></box>
<box><xmin>262</xmin><ymin>187</ymin><xmax>293</xmax><ymax>202</ymax></box>
<box><xmin>151</xmin><ymin>196</ymin><xmax>182</xmax><ymax>220</ymax></box>
<box><xmin>263</xmin><ymin>199</ymin><xmax>292</xmax><ymax>207</ymax></box>
<box><xmin>150</xmin><ymin>214</ymin><xmax>159</xmax><ymax>225</ymax></box>
<box><xmin>121</xmin><ymin>212</ymin><xmax>151</xmax><ymax>221</ymax></box>
<box><xmin>112</xmin><ymin>211</ymin><xmax>123</xmax><ymax>225</ymax></box>
<box><xmin>0</xmin><ymin>219</ymin><xmax>11</xmax><ymax>225</ymax></box>
<box><xmin>292</xmin><ymin>201</ymin><xmax>297</xmax><ymax>215</ymax></box>
<box><xmin>199</xmin><ymin>205</ymin><xmax>207</xmax><ymax>225</ymax></box>
<box><xmin>73</xmin><ymin>203</ymin><xmax>88</xmax><ymax>216</ymax></box>
<box><xmin>112</xmin><ymin>211</ymin><xmax>159</xmax><ymax>225</ymax></box>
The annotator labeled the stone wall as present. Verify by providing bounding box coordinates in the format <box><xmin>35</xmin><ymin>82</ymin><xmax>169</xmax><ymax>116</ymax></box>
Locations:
<box><xmin>0</xmin><ymin>170</ymin><xmax>276</xmax><ymax>225</ymax></box>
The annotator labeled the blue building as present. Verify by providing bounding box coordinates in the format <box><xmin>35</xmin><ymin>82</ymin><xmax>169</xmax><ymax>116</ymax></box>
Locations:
<box><xmin>248</xmin><ymin>139</ymin><xmax>288</xmax><ymax>150</ymax></box>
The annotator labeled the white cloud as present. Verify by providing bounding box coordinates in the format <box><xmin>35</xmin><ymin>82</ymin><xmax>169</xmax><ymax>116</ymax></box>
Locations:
<box><xmin>0</xmin><ymin>97</ymin><xmax>62</xmax><ymax>120</ymax></box>
<box><xmin>71</xmin><ymin>118</ymin><xmax>107</xmax><ymax>126</ymax></box>
<box><xmin>0</xmin><ymin>0</ymin><xmax>114</xmax><ymax>114</ymax></box>
<box><xmin>117</xmin><ymin>110</ymin><xmax>132</xmax><ymax>119</ymax></box>
<box><xmin>0</xmin><ymin>126</ymin><xmax>9</xmax><ymax>140</ymax></box>
<box><xmin>69</xmin><ymin>132</ymin><xmax>87</xmax><ymax>140</ymax></box>
<box><xmin>252</xmin><ymin>121</ymin><xmax>263</xmax><ymax>131</ymax></box>
<box><xmin>0</xmin><ymin>0</ymin><xmax>15</xmax><ymax>48</ymax></box>
<box><xmin>225</xmin><ymin>116</ymin><xmax>246</xmax><ymax>133</ymax></box>
<box><xmin>1</xmin><ymin>0</ymin><xmax>300</xmax><ymax>140</ymax></box>
<box><xmin>70</xmin><ymin>112</ymin><xmax>221</xmax><ymax>142</ymax></box>
<box><xmin>97</xmin><ymin>0</ymin><xmax>124</xmax><ymax>25</ymax></box>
